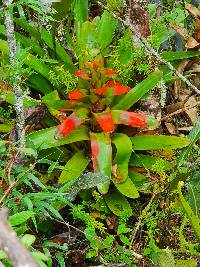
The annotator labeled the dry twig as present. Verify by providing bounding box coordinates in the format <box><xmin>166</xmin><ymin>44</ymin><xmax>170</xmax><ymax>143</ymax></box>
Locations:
<box><xmin>0</xmin><ymin>208</ymin><xmax>37</xmax><ymax>267</ymax></box>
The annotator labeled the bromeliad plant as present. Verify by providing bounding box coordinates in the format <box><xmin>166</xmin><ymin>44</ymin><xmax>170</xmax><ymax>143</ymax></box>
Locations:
<box><xmin>55</xmin><ymin>59</ymin><xmax>156</xmax><ymax>194</ymax></box>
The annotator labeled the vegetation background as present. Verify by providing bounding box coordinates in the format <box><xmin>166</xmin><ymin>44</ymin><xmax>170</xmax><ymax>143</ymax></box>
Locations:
<box><xmin>0</xmin><ymin>0</ymin><xmax>199</xmax><ymax>266</ymax></box>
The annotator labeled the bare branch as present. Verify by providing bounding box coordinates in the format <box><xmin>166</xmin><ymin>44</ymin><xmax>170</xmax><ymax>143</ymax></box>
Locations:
<box><xmin>97</xmin><ymin>1</ymin><xmax>200</xmax><ymax>95</ymax></box>
<box><xmin>0</xmin><ymin>208</ymin><xmax>37</xmax><ymax>267</ymax></box>
<box><xmin>3</xmin><ymin>0</ymin><xmax>25</xmax><ymax>150</ymax></box>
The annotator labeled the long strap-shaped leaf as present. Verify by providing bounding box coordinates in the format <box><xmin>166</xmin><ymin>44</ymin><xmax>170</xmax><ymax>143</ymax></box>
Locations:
<box><xmin>27</xmin><ymin>125</ymin><xmax>89</xmax><ymax>150</ymax></box>
<box><xmin>178</xmin><ymin>181</ymin><xmax>200</xmax><ymax>242</ymax></box>
<box><xmin>112</xmin><ymin>133</ymin><xmax>132</xmax><ymax>182</ymax></box>
<box><xmin>90</xmin><ymin>132</ymin><xmax>112</xmax><ymax>194</ymax></box>
<box><xmin>112</xmin><ymin>133</ymin><xmax>139</xmax><ymax>199</ymax></box>
<box><xmin>131</xmin><ymin>135</ymin><xmax>190</xmax><ymax>150</ymax></box>
<box><xmin>58</xmin><ymin>150</ymin><xmax>90</xmax><ymax>184</ymax></box>
<box><xmin>113</xmin><ymin>70</ymin><xmax>163</xmax><ymax>110</ymax></box>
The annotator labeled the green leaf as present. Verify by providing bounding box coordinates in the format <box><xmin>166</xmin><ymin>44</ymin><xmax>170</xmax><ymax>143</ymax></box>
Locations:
<box><xmin>114</xmin><ymin>176</ymin><xmax>139</xmax><ymax>199</ymax></box>
<box><xmin>112</xmin><ymin>133</ymin><xmax>132</xmax><ymax>182</ymax></box>
<box><xmin>90</xmin><ymin>132</ymin><xmax>112</xmax><ymax>193</ymax></box>
<box><xmin>155</xmin><ymin>249</ymin><xmax>176</xmax><ymax>267</ymax></box>
<box><xmin>73</xmin><ymin>0</ymin><xmax>88</xmax><ymax>43</ymax></box>
<box><xmin>21</xmin><ymin>234</ymin><xmax>36</xmax><ymax>248</ymax></box>
<box><xmin>97</xmin><ymin>11</ymin><xmax>117</xmax><ymax>51</ymax></box>
<box><xmin>27</xmin><ymin>125</ymin><xmax>89</xmax><ymax>150</ymax></box>
<box><xmin>113</xmin><ymin>70</ymin><xmax>163</xmax><ymax>110</ymax></box>
<box><xmin>39</xmin><ymin>202</ymin><xmax>63</xmax><ymax>220</ymax></box>
<box><xmin>131</xmin><ymin>135</ymin><xmax>190</xmax><ymax>150</ymax></box>
<box><xmin>42</xmin><ymin>90</ymin><xmax>61</xmax><ymax>115</ymax></box>
<box><xmin>9</xmin><ymin>211</ymin><xmax>34</xmax><ymax>226</ymax></box>
<box><xmin>40</xmin><ymin>27</ymin><xmax>74</xmax><ymax>71</ymax></box>
<box><xmin>178</xmin><ymin>181</ymin><xmax>200</xmax><ymax>242</ymax></box>
<box><xmin>28</xmin><ymin>74</ymin><xmax>53</xmax><ymax>94</ymax></box>
<box><xmin>129</xmin><ymin>154</ymin><xmax>174</xmax><ymax>170</ymax></box>
<box><xmin>119</xmin><ymin>235</ymin><xmax>131</xmax><ymax>246</ymax></box>
<box><xmin>58</xmin><ymin>150</ymin><xmax>90</xmax><ymax>184</ymax></box>
<box><xmin>129</xmin><ymin>171</ymin><xmax>149</xmax><ymax>187</ymax></box>
<box><xmin>178</xmin><ymin>117</ymin><xmax>200</xmax><ymax>165</ymax></box>
<box><xmin>187</xmin><ymin>171</ymin><xmax>200</xmax><ymax>217</ymax></box>
<box><xmin>161</xmin><ymin>51</ymin><xmax>200</xmax><ymax>61</ymax></box>
<box><xmin>15</xmin><ymin>18</ymin><xmax>41</xmax><ymax>40</ymax></box>
<box><xmin>24</xmin><ymin>53</ymin><xmax>51</xmax><ymax>80</ymax></box>
<box><xmin>104</xmin><ymin>190</ymin><xmax>132</xmax><ymax>217</ymax></box>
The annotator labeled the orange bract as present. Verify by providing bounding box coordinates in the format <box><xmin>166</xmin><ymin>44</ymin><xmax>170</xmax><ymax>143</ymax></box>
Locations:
<box><xmin>75</xmin><ymin>69</ymin><xmax>90</xmax><ymax>80</ymax></box>
<box><xmin>68</xmin><ymin>90</ymin><xmax>85</xmax><ymax>100</ymax></box>
<box><xmin>96</xmin><ymin>113</ymin><xmax>115</xmax><ymax>133</ymax></box>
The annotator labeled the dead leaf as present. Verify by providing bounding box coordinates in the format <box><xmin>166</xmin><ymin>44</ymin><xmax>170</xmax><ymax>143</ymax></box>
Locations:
<box><xmin>164</xmin><ymin>122</ymin><xmax>178</xmax><ymax>135</ymax></box>
<box><xmin>106</xmin><ymin>215</ymin><xmax>118</xmax><ymax>231</ymax></box>
<box><xmin>169</xmin><ymin>23</ymin><xmax>199</xmax><ymax>48</ymax></box>
<box><xmin>185</xmin><ymin>36</ymin><xmax>199</xmax><ymax>49</ymax></box>
<box><xmin>185</xmin><ymin>3</ymin><xmax>200</xmax><ymax>18</ymax></box>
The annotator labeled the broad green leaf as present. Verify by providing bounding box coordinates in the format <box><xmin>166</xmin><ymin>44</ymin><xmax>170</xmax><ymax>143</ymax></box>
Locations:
<box><xmin>104</xmin><ymin>190</ymin><xmax>132</xmax><ymax>217</ymax></box>
<box><xmin>129</xmin><ymin>154</ymin><xmax>174</xmax><ymax>170</ymax></box>
<box><xmin>15</xmin><ymin>18</ymin><xmax>41</xmax><ymax>40</ymax></box>
<box><xmin>129</xmin><ymin>171</ymin><xmax>149</xmax><ymax>187</ymax></box>
<box><xmin>90</xmin><ymin>132</ymin><xmax>112</xmax><ymax>193</ymax></box>
<box><xmin>58</xmin><ymin>150</ymin><xmax>90</xmax><ymax>183</ymax></box>
<box><xmin>52</xmin><ymin>0</ymin><xmax>72</xmax><ymax>21</ymax></box>
<box><xmin>21</xmin><ymin>234</ymin><xmax>36</xmax><ymax>248</ymax></box>
<box><xmin>131</xmin><ymin>135</ymin><xmax>190</xmax><ymax>150</ymax></box>
<box><xmin>27</xmin><ymin>125</ymin><xmax>89</xmax><ymax>150</ymax></box>
<box><xmin>78</xmin><ymin>21</ymin><xmax>97</xmax><ymax>54</ymax></box>
<box><xmin>178</xmin><ymin>181</ymin><xmax>200</xmax><ymax>242</ymax></box>
<box><xmin>28</xmin><ymin>74</ymin><xmax>53</xmax><ymax>94</ymax></box>
<box><xmin>97</xmin><ymin>11</ymin><xmax>117</xmax><ymax>51</ymax></box>
<box><xmin>40</xmin><ymin>27</ymin><xmax>74</xmax><ymax>71</ymax></box>
<box><xmin>161</xmin><ymin>51</ymin><xmax>200</xmax><ymax>61</ymax></box>
<box><xmin>112</xmin><ymin>133</ymin><xmax>132</xmax><ymax>182</ymax></box>
<box><xmin>114</xmin><ymin>177</ymin><xmax>139</xmax><ymax>199</ymax></box>
<box><xmin>15</xmin><ymin>32</ymin><xmax>45</xmax><ymax>57</ymax></box>
<box><xmin>73</xmin><ymin>0</ymin><xmax>88</xmax><ymax>42</ymax></box>
<box><xmin>178</xmin><ymin>117</ymin><xmax>200</xmax><ymax>165</ymax></box>
<box><xmin>187</xmin><ymin>171</ymin><xmax>200</xmax><ymax>217</ymax></box>
<box><xmin>24</xmin><ymin>53</ymin><xmax>51</xmax><ymax>80</ymax></box>
<box><xmin>9</xmin><ymin>211</ymin><xmax>34</xmax><ymax>226</ymax></box>
<box><xmin>42</xmin><ymin>90</ymin><xmax>61</xmax><ymax>115</ymax></box>
<box><xmin>113</xmin><ymin>70</ymin><xmax>163</xmax><ymax>110</ymax></box>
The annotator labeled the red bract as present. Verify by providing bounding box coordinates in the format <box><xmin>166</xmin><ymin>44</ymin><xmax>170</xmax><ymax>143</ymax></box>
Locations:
<box><xmin>58</xmin><ymin>112</ymin><xmax>84</xmax><ymax>137</ymax></box>
<box><xmin>104</xmin><ymin>68</ymin><xmax>117</xmax><ymax>77</ymax></box>
<box><xmin>75</xmin><ymin>69</ymin><xmax>90</xmax><ymax>80</ymax></box>
<box><xmin>120</xmin><ymin>111</ymin><xmax>147</xmax><ymax>128</ymax></box>
<box><xmin>106</xmin><ymin>80</ymin><xmax>122</xmax><ymax>87</ymax></box>
<box><xmin>84</xmin><ymin>60</ymin><xmax>103</xmax><ymax>71</ymax></box>
<box><xmin>113</xmin><ymin>85</ymin><xmax>130</xmax><ymax>95</ymax></box>
<box><xmin>68</xmin><ymin>90</ymin><xmax>85</xmax><ymax>100</ymax></box>
<box><xmin>95</xmin><ymin>87</ymin><xmax>108</xmax><ymax>95</ymax></box>
<box><xmin>96</xmin><ymin>113</ymin><xmax>115</xmax><ymax>133</ymax></box>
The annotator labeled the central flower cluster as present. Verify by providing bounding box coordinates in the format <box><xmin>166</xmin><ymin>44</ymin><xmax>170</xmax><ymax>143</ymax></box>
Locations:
<box><xmin>57</xmin><ymin>60</ymin><xmax>153</xmax><ymax>137</ymax></box>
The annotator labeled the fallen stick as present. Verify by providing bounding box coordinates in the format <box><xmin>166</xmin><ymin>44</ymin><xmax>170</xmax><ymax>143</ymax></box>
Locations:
<box><xmin>0</xmin><ymin>208</ymin><xmax>37</xmax><ymax>267</ymax></box>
